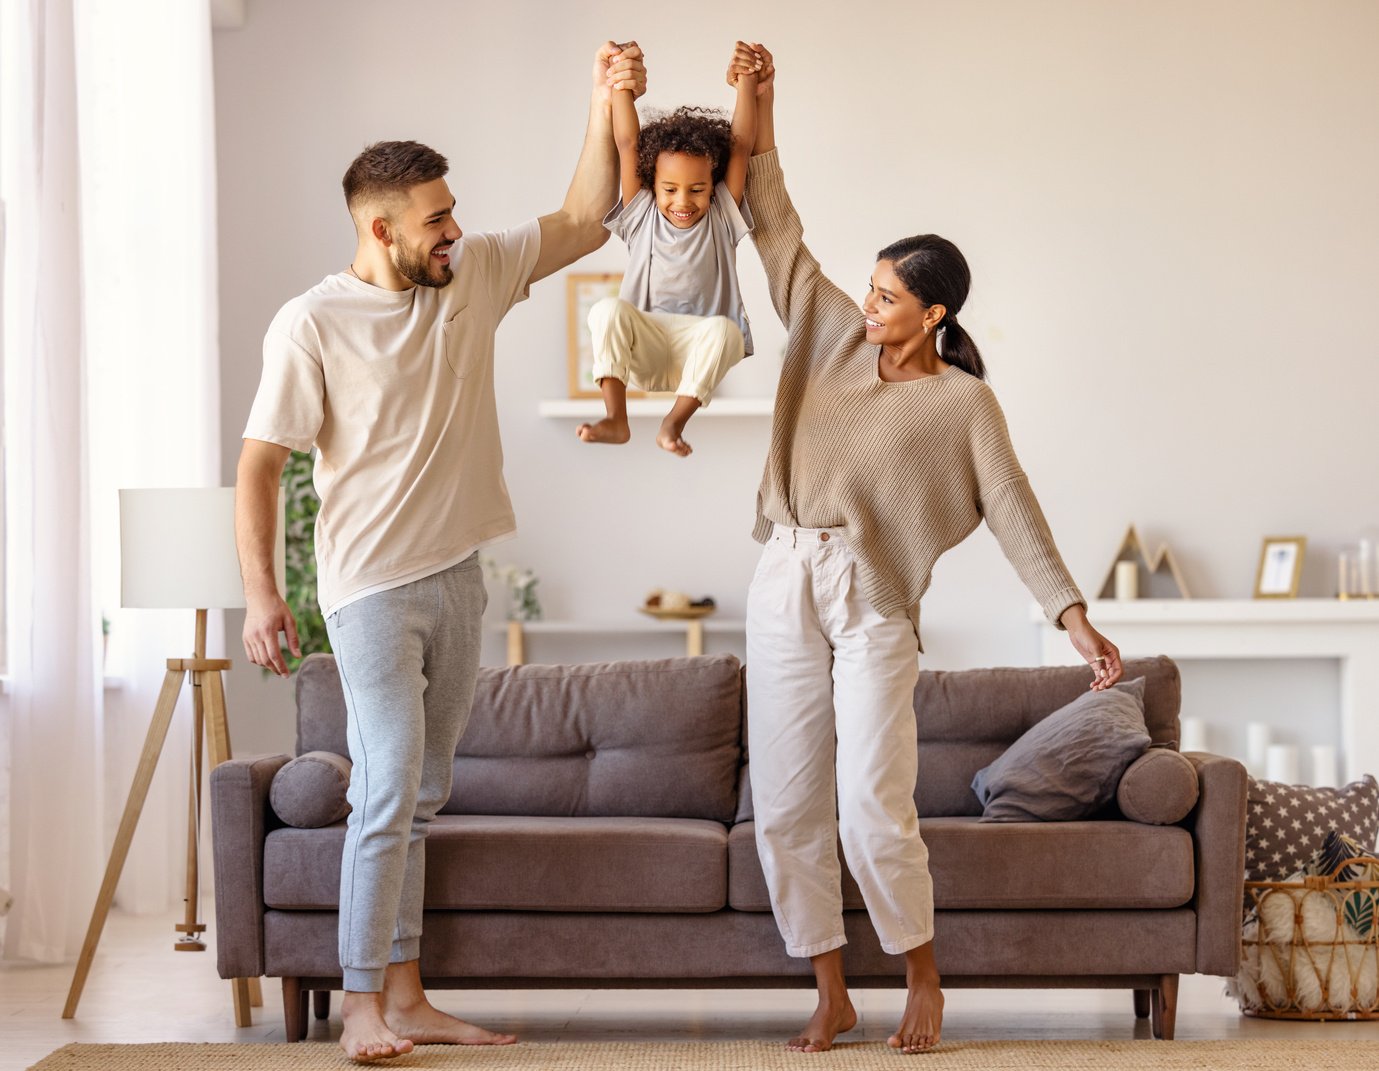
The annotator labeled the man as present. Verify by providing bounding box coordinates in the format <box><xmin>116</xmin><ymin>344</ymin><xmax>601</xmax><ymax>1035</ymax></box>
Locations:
<box><xmin>235</xmin><ymin>42</ymin><xmax>646</xmax><ymax>1063</ymax></box>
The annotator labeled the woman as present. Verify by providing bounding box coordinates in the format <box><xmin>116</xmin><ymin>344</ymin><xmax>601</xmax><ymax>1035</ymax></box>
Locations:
<box><xmin>732</xmin><ymin>45</ymin><xmax>1124</xmax><ymax>1055</ymax></box>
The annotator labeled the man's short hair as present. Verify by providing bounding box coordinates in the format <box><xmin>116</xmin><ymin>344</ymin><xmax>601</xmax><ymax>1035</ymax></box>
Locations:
<box><xmin>342</xmin><ymin>140</ymin><xmax>448</xmax><ymax>217</ymax></box>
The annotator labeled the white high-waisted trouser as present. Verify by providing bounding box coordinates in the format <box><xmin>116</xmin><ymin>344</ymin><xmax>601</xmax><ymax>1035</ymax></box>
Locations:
<box><xmin>746</xmin><ymin>524</ymin><xmax>934</xmax><ymax>958</ymax></box>
<box><xmin>587</xmin><ymin>296</ymin><xmax>744</xmax><ymax>406</ymax></box>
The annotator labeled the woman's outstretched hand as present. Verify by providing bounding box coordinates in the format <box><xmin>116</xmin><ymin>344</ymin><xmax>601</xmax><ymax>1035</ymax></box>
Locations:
<box><xmin>726</xmin><ymin>41</ymin><xmax>773</xmax><ymax>95</ymax></box>
<box><xmin>1060</xmin><ymin>604</ymin><xmax>1123</xmax><ymax>691</ymax></box>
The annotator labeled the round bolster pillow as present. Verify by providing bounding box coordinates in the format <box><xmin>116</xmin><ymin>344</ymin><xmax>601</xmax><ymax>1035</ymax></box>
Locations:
<box><xmin>1116</xmin><ymin>747</ymin><xmax>1199</xmax><ymax>825</ymax></box>
<box><xmin>269</xmin><ymin>750</ymin><xmax>352</xmax><ymax>828</ymax></box>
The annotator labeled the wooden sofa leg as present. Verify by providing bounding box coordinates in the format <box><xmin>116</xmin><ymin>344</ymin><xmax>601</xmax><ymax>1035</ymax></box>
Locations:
<box><xmin>314</xmin><ymin>989</ymin><xmax>331</xmax><ymax>1020</ymax></box>
<box><xmin>1133</xmin><ymin>989</ymin><xmax>1151</xmax><ymax>1019</ymax></box>
<box><xmin>282</xmin><ymin>977</ymin><xmax>304</xmax><ymax>1043</ymax></box>
<box><xmin>1150</xmin><ymin>974</ymin><xmax>1179</xmax><ymax>1040</ymax></box>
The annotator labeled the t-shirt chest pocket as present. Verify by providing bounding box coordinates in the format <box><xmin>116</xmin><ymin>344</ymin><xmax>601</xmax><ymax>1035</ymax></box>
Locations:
<box><xmin>441</xmin><ymin>305</ymin><xmax>475</xmax><ymax>379</ymax></box>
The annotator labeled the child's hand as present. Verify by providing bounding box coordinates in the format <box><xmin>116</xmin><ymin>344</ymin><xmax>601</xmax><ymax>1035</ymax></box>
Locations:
<box><xmin>726</xmin><ymin>42</ymin><xmax>773</xmax><ymax>96</ymax></box>
<box><xmin>596</xmin><ymin>40</ymin><xmax>646</xmax><ymax>103</ymax></box>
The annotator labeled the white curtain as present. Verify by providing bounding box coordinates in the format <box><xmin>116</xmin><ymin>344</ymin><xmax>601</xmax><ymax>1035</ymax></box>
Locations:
<box><xmin>77</xmin><ymin>0</ymin><xmax>223</xmax><ymax>919</ymax></box>
<box><xmin>0</xmin><ymin>0</ymin><xmax>104</xmax><ymax>964</ymax></box>
<box><xmin>1</xmin><ymin>0</ymin><xmax>222</xmax><ymax>961</ymax></box>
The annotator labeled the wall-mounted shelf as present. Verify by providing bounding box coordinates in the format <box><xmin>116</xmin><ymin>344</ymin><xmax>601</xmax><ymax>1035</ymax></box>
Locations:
<box><xmin>488</xmin><ymin>617</ymin><xmax>746</xmax><ymax>664</ymax></box>
<box><xmin>538</xmin><ymin>398</ymin><xmax>772</xmax><ymax>418</ymax></box>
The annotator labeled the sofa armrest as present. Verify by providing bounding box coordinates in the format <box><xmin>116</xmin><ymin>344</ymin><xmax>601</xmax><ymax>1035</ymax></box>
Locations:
<box><xmin>1182</xmin><ymin>751</ymin><xmax>1247</xmax><ymax>976</ymax></box>
<box><xmin>211</xmin><ymin>754</ymin><xmax>290</xmax><ymax>979</ymax></box>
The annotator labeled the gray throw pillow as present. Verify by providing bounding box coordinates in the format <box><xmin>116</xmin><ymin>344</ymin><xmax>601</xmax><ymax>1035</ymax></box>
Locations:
<box><xmin>269</xmin><ymin>750</ymin><xmax>352</xmax><ymax>828</ymax></box>
<box><xmin>972</xmin><ymin>677</ymin><xmax>1150</xmax><ymax>822</ymax></box>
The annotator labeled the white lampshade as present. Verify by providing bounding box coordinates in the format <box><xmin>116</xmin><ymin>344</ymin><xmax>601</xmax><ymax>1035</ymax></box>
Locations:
<box><xmin>120</xmin><ymin>487</ymin><xmax>284</xmax><ymax>610</ymax></box>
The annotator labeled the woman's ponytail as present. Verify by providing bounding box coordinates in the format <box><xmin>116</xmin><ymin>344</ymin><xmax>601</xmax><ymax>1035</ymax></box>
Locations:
<box><xmin>938</xmin><ymin>315</ymin><xmax>986</xmax><ymax>381</ymax></box>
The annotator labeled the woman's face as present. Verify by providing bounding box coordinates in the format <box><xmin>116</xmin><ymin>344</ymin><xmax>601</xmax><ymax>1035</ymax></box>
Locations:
<box><xmin>863</xmin><ymin>259</ymin><xmax>939</xmax><ymax>346</ymax></box>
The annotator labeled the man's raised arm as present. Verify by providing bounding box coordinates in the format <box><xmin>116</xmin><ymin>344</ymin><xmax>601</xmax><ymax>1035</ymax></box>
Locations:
<box><xmin>530</xmin><ymin>41</ymin><xmax>646</xmax><ymax>284</ymax></box>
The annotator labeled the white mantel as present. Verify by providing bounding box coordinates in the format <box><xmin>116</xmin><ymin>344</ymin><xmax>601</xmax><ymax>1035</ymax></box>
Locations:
<box><xmin>1032</xmin><ymin>599</ymin><xmax>1379</xmax><ymax>782</ymax></box>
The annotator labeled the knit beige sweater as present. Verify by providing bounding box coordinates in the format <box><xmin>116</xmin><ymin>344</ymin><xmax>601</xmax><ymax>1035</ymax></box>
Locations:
<box><xmin>747</xmin><ymin>149</ymin><xmax>1085</xmax><ymax>646</ymax></box>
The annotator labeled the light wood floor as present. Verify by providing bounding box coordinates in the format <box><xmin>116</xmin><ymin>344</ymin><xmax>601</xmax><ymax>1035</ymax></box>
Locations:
<box><xmin>3</xmin><ymin>907</ymin><xmax>1375</xmax><ymax>1070</ymax></box>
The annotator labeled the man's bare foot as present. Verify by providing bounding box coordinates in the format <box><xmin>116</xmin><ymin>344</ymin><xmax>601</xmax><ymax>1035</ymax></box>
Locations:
<box><xmin>786</xmin><ymin>996</ymin><xmax>857</xmax><ymax>1053</ymax></box>
<box><xmin>340</xmin><ymin>993</ymin><xmax>414</xmax><ymax>1064</ymax></box>
<box><xmin>384</xmin><ymin>994</ymin><xmax>517</xmax><ymax>1047</ymax></box>
<box><xmin>577</xmin><ymin>416</ymin><xmax>630</xmax><ymax>444</ymax></box>
<box><xmin>888</xmin><ymin>974</ymin><xmax>944</xmax><ymax>1054</ymax></box>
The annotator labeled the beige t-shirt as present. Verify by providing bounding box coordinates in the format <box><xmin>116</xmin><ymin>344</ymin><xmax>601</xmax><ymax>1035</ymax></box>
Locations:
<box><xmin>243</xmin><ymin>221</ymin><xmax>541</xmax><ymax>616</ymax></box>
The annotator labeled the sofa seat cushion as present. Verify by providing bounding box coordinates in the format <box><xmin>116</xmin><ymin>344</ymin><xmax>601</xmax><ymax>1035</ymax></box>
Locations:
<box><xmin>728</xmin><ymin>817</ymin><xmax>1195</xmax><ymax>911</ymax></box>
<box><xmin>264</xmin><ymin>815</ymin><xmax>728</xmax><ymax>913</ymax></box>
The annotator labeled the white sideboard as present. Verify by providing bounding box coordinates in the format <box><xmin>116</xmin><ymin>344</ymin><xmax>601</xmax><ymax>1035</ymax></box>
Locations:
<box><xmin>1032</xmin><ymin>599</ymin><xmax>1379</xmax><ymax>782</ymax></box>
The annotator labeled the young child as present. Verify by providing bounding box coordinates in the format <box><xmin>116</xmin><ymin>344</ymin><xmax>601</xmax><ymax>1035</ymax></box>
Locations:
<box><xmin>578</xmin><ymin>42</ymin><xmax>766</xmax><ymax>456</ymax></box>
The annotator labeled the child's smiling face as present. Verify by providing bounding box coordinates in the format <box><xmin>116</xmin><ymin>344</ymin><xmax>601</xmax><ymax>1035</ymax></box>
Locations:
<box><xmin>653</xmin><ymin>151</ymin><xmax>713</xmax><ymax>229</ymax></box>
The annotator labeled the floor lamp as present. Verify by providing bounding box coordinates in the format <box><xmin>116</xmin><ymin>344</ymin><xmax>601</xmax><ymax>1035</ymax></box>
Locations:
<box><xmin>63</xmin><ymin>487</ymin><xmax>283</xmax><ymax>1025</ymax></box>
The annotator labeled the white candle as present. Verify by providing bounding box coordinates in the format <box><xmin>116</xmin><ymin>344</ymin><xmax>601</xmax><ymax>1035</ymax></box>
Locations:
<box><xmin>1266</xmin><ymin>744</ymin><xmax>1300</xmax><ymax>785</ymax></box>
<box><xmin>1114</xmin><ymin>560</ymin><xmax>1139</xmax><ymax>600</ymax></box>
<box><xmin>1311</xmin><ymin>745</ymin><xmax>1340</xmax><ymax>789</ymax></box>
<box><xmin>1179</xmin><ymin>716</ymin><xmax>1208</xmax><ymax>753</ymax></box>
<box><xmin>1246</xmin><ymin>723</ymin><xmax>1271</xmax><ymax>777</ymax></box>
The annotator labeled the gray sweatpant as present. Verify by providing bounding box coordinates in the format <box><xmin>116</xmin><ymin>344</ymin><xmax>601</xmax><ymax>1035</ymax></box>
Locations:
<box><xmin>324</xmin><ymin>555</ymin><xmax>486</xmax><ymax>992</ymax></box>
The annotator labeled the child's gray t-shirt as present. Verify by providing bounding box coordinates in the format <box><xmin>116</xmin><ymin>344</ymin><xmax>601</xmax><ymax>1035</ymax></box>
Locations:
<box><xmin>603</xmin><ymin>183</ymin><xmax>754</xmax><ymax>356</ymax></box>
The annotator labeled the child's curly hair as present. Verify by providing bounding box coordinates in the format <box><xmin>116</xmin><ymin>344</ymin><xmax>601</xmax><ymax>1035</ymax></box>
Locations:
<box><xmin>636</xmin><ymin>106</ymin><xmax>733</xmax><ymax>190</ymax></box>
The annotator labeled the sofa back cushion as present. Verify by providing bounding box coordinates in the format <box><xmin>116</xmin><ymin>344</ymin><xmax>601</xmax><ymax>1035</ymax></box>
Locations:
<box><xmin>295</xmin><ymin>652</ymin><xmax>744</xmax><ymax>823</ymax></box>
<box><xmin>913</xmin><ymin>656</ymin><xmax>1181</xmax><ymax>817</ymax></box>
<box><xmin>735</xmin><ymin>655</ymin><xmax>1182</xmax><ymax>822</ymax></box>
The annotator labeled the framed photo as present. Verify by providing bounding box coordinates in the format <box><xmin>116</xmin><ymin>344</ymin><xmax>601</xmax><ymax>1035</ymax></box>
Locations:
<box><xmin>1254</xmin><ymin>536</ymin><xmax>1306</xmax><ymax>598</ymax></box>
<box><xmin>566</xmin><ymin>272</ymin><xmax>635</xmax><ymax>399</ymax></box>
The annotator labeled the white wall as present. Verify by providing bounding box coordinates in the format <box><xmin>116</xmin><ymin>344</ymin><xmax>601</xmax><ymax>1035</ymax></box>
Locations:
<box><xmin>213</xmin><ymin>0</ymin><xmax>1379</xmax><ymax>759</ymax></box>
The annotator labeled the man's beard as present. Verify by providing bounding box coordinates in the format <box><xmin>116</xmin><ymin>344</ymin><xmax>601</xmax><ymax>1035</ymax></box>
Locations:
<box><xmin>393</xmin><ymin>236</ymin><xmax>452</xmax><ymax>289</ymax></box>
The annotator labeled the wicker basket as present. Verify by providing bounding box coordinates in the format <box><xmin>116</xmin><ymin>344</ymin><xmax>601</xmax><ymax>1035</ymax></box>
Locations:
<box><xmin>1236</xmin><ymin>855</ymin><xmax>1379</xmax><ymax>1020</ymax></box>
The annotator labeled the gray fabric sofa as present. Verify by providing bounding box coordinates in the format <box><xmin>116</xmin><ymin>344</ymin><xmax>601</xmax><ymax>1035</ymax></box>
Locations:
<box><xmin>211</xmin><ymin>652</ymin><xmax>1246</xmax><ymax>1042</ymax></box>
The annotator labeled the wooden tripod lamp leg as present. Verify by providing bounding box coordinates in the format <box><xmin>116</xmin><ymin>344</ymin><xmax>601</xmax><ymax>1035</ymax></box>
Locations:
<box><xmin>63</xmin><ymin>669</ymin><xmax>186</xmax><ymax>1019</ymax></box>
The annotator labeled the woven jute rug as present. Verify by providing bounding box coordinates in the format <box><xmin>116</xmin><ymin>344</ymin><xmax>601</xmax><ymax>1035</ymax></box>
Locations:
<box><xmin>25</xmin><ymin>1039</ymin><xmax>1379</xmax><ymax>1071</ymax></box>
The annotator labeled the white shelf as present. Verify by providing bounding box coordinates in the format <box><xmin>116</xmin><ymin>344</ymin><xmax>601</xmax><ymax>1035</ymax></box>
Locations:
<box><xmin>1031</xmin><ymin>598</ymin><xmax>1379</xmax><ymax>625</ymax></box>
<box><xmin>538</xmin><ymin>398</ymin><xmax>772</xmax><ymax>418</ymax></box>
<box><xmin>486</xmin><ymin>618</ymin><xmax>745</xmax><ymax>635</ymax></box>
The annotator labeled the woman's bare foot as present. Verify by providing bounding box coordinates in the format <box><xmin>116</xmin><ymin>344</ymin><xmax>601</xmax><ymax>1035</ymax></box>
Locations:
<box><xmin>888</xmin><ymin>974</ymin><xmax>944</xmax><ymax>1054</ymax></box>
<box><xmin>786</xmin><ymin>995</ymin><xmax>857</xmax><ymax>1053</ymax></box>
<box><xmin>340</xmin><ymin>993</ymin><xmax>414</xmax><ymax>1064</ymax></box>
<box><xmin>577</xmin><ymin>416</ymin><xmax>630</xmax><ymax>444</ymax></box>
<box><xmin>383</xmin><ymin>994</ymin><xmax>517</xmax><ymax>1047</ymax></box>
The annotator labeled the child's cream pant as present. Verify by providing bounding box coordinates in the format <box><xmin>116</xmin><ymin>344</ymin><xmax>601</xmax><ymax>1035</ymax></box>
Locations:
<box><xmin>587</xmin><ymin>297</ymin><xmax>744</xmax><ymax>405</ymax></box>
<box><xmin>745</xmin><ymin>524</ymin><xmax>935</xmax><ymax>958</ymax></box>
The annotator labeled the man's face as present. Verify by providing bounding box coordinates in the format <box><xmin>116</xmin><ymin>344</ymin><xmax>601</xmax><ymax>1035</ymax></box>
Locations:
<box><xmin>390</xmin><ymin>178</ymin><xmax>462</xmax><ymax>288</ymax></box>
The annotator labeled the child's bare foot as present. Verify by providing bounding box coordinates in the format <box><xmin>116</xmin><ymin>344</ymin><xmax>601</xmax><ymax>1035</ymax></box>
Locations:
<box><xmin>383</xmin><ymin>994</ymin><xmax>517</xmax><ymax>1047</ymax></box>
<box><xmin>577</xmin><ymin>416</ymin><xmax>630</xmax><ymax>444</ymax></box>
<box><xmin>655</xmin><ymin>424</ymin><xmax>692</xmax><ymax>456</ymax></box>
<box><xmin>340</xmin><ymin>993</ymin><xmax>414</xmax><ymax>1064</ymax></box>
<box><xmin>888</xmin><ymin>974</ymin><xmax>944</xmax><ymax>1054</ymax></box>
<box><xmin>657</xmin><ymin>396</ymin><xmax>700</xmax><ymax>456</ymax></box>
<box><xmin>786</xmin><ymin>995</ymin><xmax>857</xmax><ymax>1053</ymax></box>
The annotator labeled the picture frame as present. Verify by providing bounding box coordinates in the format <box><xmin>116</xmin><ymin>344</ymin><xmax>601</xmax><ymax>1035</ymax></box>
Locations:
<box><xmin>1254</xmin><ymin>536</ymin><xmax>1306</xmax><ymax>599</ymax></box>
<box><xmin>566</xmin><ymin>272</ymin><xmax>641</xmax><ymax>399</ymax></box>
